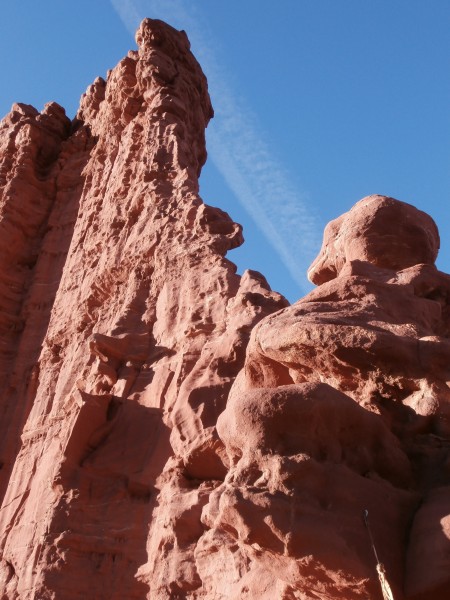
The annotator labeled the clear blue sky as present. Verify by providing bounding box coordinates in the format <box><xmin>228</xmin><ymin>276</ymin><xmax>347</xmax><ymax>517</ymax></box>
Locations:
<box><xmin>1</xmin><ymin>1</ymin><xmax>448</xmax><ymax>302</ymax></box>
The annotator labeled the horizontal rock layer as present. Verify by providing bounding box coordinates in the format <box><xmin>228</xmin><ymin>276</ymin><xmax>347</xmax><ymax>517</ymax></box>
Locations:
<box><xmin>0</xmin><ymin>18</ymin><xmax>449</xmax><ymax>600</ymax></box>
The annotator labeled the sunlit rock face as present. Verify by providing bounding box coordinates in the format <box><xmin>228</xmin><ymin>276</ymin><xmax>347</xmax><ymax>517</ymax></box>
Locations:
<box><xmin>213</xmin><ymin>194</ymin><xmax>450</xmax><ymax>600</ymax></box>
<box><xmin>0</xmin><ymin>18</ymin><xmax>286</xmax><ymax>599</ymax></box>
<box><xmin>0</xmin><ymin>17</ymin><xmax>449</xmax><ymax>600</ymax></box>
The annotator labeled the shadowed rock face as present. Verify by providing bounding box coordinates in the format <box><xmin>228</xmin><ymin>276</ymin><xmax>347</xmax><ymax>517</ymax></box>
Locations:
<box><xmin>0</xmin><ymin>18</ymin><xmax>448</xmax><ymax>600</ymax></box>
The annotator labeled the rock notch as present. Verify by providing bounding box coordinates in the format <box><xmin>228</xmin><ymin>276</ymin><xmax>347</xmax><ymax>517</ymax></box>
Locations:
<box><xmin>0</xmin><ymin>18</ymin><xmax>449</xmax><ymax>600</ymax></box>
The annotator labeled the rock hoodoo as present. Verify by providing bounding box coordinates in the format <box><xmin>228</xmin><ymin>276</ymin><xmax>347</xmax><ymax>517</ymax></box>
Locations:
<box><xmin>214</xmin><ymin>195</ymin><xmax>450</xmax><ymax>599</ymax></box>
<box><xmin>0</xmin><ymin>18</ymin><xmax>448</xmax><ymax>600</ymax></box>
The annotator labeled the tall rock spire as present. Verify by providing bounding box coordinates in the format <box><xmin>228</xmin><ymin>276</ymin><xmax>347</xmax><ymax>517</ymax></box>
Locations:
<box><xmin>0</xmin><ymin>18</ymin><xmax>286</xmax><ymax>599</ymax></box>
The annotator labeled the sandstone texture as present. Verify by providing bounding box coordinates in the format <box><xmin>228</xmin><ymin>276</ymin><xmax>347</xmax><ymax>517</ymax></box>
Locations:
<box><xmin>215</xmin><ymin>195</ymin><xmax>450</xmax><ymax>599</ymax></box>
<box><xmin>0</xmin><ymin>17</ymin><xmax>449</xmax><ymax>600</ymax></box>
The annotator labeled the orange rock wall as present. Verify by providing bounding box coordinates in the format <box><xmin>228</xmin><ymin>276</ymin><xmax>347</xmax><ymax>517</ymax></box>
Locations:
<box><xmin>0</xmin><ymin>19</ymin><xmax>286</xmax><ymax>599</ymax></box>
<box><xmin>0</xmin><ymin>18</ymin><xmax>449</xmax><ymax>600</ymax></box>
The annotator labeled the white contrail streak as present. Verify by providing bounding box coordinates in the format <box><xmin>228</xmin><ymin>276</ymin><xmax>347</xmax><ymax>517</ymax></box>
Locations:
<box><xmin>110</xmin><ymin>0</ymin><xmax>321</xmax><ymax>293</ymax></box>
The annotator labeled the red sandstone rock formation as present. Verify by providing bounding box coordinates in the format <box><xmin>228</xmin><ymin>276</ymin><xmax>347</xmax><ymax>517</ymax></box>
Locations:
<box><xmin>0</xmin><ymin>19</ymin><xmax>287</xmax><ymax>599</ymax></box>
<box><xmin>214</xmin><ymin>195</ymin><xmax>450</xmax><ymax>599</ymax></box>
<box><xmin>0</xmin><ymin>18</ymin><xmax>449</xmax><ymax>600</ymax></box>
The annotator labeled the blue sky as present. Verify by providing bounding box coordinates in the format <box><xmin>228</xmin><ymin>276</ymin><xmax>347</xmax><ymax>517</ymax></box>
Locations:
<box><xmin>1</xmin><ymin>1</ymin><xmax>448</xmax><ymax>302</ymax></box>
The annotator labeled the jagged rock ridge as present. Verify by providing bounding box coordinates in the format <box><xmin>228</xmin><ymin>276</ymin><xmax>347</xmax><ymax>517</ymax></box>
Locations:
<box><xmin>0</xmin><ymin>17</ymin><xmax>449</xmax><ymax>600</ymax></box>
<box><xmin>0</xmin><ymin>18</ymin><xmax>287</xmax><ymax>599</ymax></box>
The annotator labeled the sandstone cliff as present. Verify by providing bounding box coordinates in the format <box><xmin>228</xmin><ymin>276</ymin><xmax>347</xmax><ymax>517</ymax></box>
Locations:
<box><xmin>0</xmin><ymin>17</ymin><xmax>448</xmax><ymax>600</ymax></box>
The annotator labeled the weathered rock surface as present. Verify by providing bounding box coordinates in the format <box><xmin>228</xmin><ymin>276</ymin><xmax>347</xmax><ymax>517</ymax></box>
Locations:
<box><xmin>0</xmin><ymin>18</ymin><xmax>287</xmax><ymax>599</ymax></box>
<box><xmin>0</xmin><ymin>18</ymin><xmax>449</xmax><ymax>600</ymax></box>
<box><xmin>212</xmin><ymin>195</ymin><xmax>450</xmax><ymax>599</ymax></box>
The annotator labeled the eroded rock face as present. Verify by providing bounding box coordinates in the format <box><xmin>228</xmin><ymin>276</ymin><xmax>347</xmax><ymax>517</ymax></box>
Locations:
<box><xmin>0</xmin><ymin>18</ymin><xmax>448</xmax><ymax>600</ymax></box>
<box><xmin>0</xmin><ymin>18</ymin><xmax>287</xmax><ymax>599</ymax></box>
<box><xmin>211</xmin><ymin>195</ymin><xmax>450</xmax><ymax>599</ymax></box>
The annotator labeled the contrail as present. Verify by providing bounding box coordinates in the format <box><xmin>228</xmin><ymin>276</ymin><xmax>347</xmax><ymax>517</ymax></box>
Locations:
<box><xmin>110</xmin><ymin>0</ymin><xmax>321</xmax><ymax>293</ymax></box>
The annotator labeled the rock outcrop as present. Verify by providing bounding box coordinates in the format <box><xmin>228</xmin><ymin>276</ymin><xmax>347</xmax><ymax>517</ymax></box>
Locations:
<box><xmin>0</xmin><ymin>19</ymin><xmax>287</xmax><ymax>599</ymax></box>
<box><xmin>0</xmin><ymin>18</ymin><xmax>449</xmax><ymax>600</ymax></box>
<box><xmin>212</xmin><ymin>195</ymin><xmax>450</xmax><ymax>599</ymax></box>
